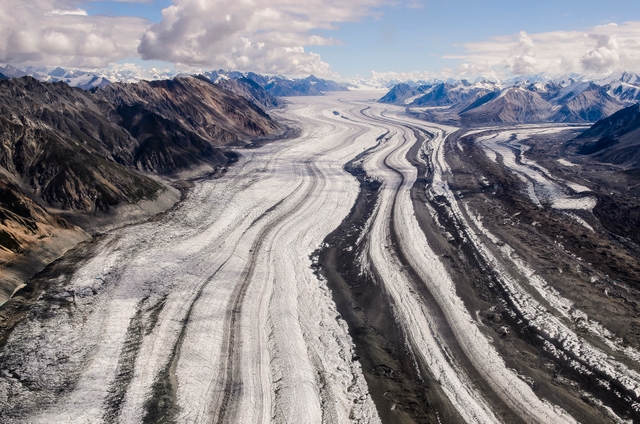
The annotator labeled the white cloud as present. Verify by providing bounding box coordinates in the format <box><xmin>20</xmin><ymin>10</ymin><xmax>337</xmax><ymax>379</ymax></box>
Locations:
<box><xmin>0</xmin><ymin>0</ymin><xmax>148</xmax><ymax>68</ymax></box>
<box><xmin>49</xmin><ymin>8</ymin><xmax>88</xmax><ymax>16</ymax></box>
<box><xmin>137</xmin><ymin>0</ymin><xmax>394</xmax><ymax>76</ymax></box>
<box><xmin>0</xmin><ymin>0</ymin><xmax>419</xmax><ymax>76</ymax></box>
<box><xmin>448</xmin><ymin>21</ymin><xmax>640</xmax><ymax>78</ymax></box>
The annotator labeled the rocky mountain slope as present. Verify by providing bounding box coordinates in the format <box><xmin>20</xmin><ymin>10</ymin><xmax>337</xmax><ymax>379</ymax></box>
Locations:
<box><xmin>215</xmin><ymin>77</ymin><xmax>280</xmax><ymax>110</ymax></box>
<box><xmin>550</xmin><ymin>82</ymin><xmax>623</xmax><ymax>122</ymax></box>
<box><xmin>0</xmin><ymin>76</ymin><xmax>279</xmax><ymax>303</ymax></box>
<box><xmin>412</xmin><ymin>80</ymin><xmax>499</xmax><ymax>109</ymax></box>
<box><xmin>95</xmin><ymin>76</ymin><xmax>279</xmax><ymax>173</ymax></box>
<box><xmin>573</xmin><ymin>102</ymin><xmax>640</xmax><ymax>167</ymax></box>
<box><xmin>0</xmin><ymin>77</ymin><xmax>164</xmax><ymax>212</ymax></box>
<box><xmin>0</xmin><ymin>178</ymin><xmax>88</xmax><ymax>304</ymax></box>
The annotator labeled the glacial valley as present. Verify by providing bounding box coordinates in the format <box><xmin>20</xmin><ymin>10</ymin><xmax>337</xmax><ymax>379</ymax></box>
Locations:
<box><xmin>1</xmin><ymin>91</ymin><xmax>640</xmax><ymax>423</ymax></box>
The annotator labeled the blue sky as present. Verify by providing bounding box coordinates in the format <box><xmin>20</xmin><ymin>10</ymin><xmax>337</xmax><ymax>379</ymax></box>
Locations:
<box><xmin>2</xmin><ymin>0</ymin><xmax>640</xmax><ymax>79</ymax></box>
<box><xmin>310</xmin><ymin>0</ymin><xmax>635</xmax><ymax>77</ymax></box>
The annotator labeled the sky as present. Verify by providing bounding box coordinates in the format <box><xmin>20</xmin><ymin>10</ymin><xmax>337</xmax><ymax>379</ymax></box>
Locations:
<box><xmin>1</xmin><ymin>0</ymin><xmax>640</xmax><ymax>81</ymax></box>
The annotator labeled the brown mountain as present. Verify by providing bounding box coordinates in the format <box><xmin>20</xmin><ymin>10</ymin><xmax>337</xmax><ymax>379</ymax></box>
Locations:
<box><xmin>460</xmin><ymin>87</ymin><xmax>553</xmax><ymax>124</ymax></box>
<box><xmin>95</xmin><ymin>76</ymin><xmax>279</xmax><ymax>173</ymax></box>
<box><xmin>0</xmin><ymin>76</ymin><xmax>279</xmax><ymax>302</ymax></box>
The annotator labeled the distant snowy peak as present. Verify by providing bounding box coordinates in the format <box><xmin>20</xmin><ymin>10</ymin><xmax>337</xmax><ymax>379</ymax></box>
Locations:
<box><xmin>199</xmin><ymin>70</ymin><xmax>350</xmax><ymax>96</ymax></box>
<box><xmin>380</xmin><ymin>72</ymin><xmax>640</xmax><ymax>124</ymax></box>
<box><xmin>0</xmin><ymin>64</ymin><xmax>183</xmax><ymax>90</ymax></box>
<box><xmin>0</xmin><ymin>65</ymin><xmax>350</xmax><ymax>97</ymax></box>
<box><xmin>379</xmin><ymin>79</ymin><xmax>500</xmax><ymax>108</ymax></box>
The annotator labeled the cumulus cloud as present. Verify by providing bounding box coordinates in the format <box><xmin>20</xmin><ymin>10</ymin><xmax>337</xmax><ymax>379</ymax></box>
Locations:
<box><xmin>580</xmin><ymin>34</ymin><xmax>620</xmax><ymax>73</ymax></box>
<box><xmin>447</xmin><ymin>21</ymin><xmax>640</xmax><ymax>77</ymax></box>
<box><xmin>0</xmin><ymin>0</ymin><xmax>148</xmax><ymax>68</ymax></box>
<box><xmin>0</xmin><ymin>0</ymin><xmax>408</xmax><ymax>76</ymax></box>
<box><xmin>137</xmin><ymin>0</ymin><xmax>391</xmax><ymax>76</ymax></box>
<box><xmin>509</xmin><ymin>31</ymin><xmax>537</xmax><ymax>75</ymax></box>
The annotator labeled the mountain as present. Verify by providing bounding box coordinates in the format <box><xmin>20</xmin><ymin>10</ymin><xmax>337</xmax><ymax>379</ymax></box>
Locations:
<box><xmin>0</xmin><ymin>65</ymin><xmax>115</xmax><ymax>90</ymax></box>
<box><xmin>411</xmin><ymin>80</ymin><xmax>499</xmax><ymax>108</ymax></box>
<box><xmin>602</xmin><ymin>72</ymin><xmax>640</xmax><ymax>105</ymax></box>
<box><xmin>378</xmin><ymin>83</ymin><xmax>430</xmax><ymax>104</ymax></box>
<box><xmin>0</xmin><ymin>65</ymin><xmax>27</xmax><ymax>78</ymax></box>
<box><xmin>460</xmin><ymin>86</ymin><xmax>553</xmax><ymax>123</ymax></box>
<box><xmin>0</xmin><ymin>64</ymin><xmax>350</xmax><ymax>98</ymax></box>
<box><xmin>380</xmin><ymin>77</ymin><xmax>627</xmax><ymax>125</ymax></box>
<box><xmin>378</xmin><ymin>79</ymin><xmax>500</xmax><ymax>112</ymax></box>
<box><xmin>549</xmin><ymin>82</ymin><xmax>623</xmax><ymax>123</ymax></box>
<box><xmin>199</xmin><ymin>70</ymin><xmax>282</xmax><ymax>106</ymax></box>
<box><xmin>95</xmin><ymin>76</ymin><xmax>278</xmax><ymax>173</ymax></box>
<box><xmin>0</xmin><ymin>76</ymin><xmax>279</xmax><ymax>301</ymax></box>
<box><xmin>0</xmin><ymin>76</ymin><xmax>279</xmax><ymax>205</ymax></box>
<box><xmin>525</xmin><ymin>81</ymin><xmax>563</xmax><ymax>101</ymax></box>
<box><xmin>262</xmin><ymin>75</ymin><xmax>349</xmax><ymax>96</ymax></box>
<box><xmin>574</xmin><ymin>102</ymin><xmax>640</xmax><ymax>167</ymax></box>
<box><xmin>377</xmin><ymin>71</ymin><xmax>640</xmax><ymax>125</ymax></box>
<box><xmin>0</xmin><ymin>77</ymin><xmax>166</xmax><ymax>212</ymax></box>
<box><xmin>190</xmin><ymin>70</ymin><xmax>350</xmax><ymax>97</ymax></box>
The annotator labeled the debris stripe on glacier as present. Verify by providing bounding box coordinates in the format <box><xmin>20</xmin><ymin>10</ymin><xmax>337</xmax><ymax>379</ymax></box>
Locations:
<box><xmin>474</xmin><ymin>129</ymin><xmax>596</xmax><ymax>211</ymax></box>
<box><xmin>214</xmin><ymin>128</ymin><xmax>365</xmax><ymax>421</ymax></box>
<box><xmin>266</xmin><ymin>99</ymin><xmax>382</xmax><ymax>424</ymax></box>
<box><xmin>463</xmin><ymin>203</ymin><xmax>640</xmax><ymax>367</ymax></box>
<box><xmin>366</xmin><ymin>105</ymin><xmax>579</xmax><ymax>423</ymax></box>
<box><xmin>23</xmin><ymin>144</ymin><xmax>304</xmax><ymax>423</ymax></box>
<box><xmin>418</xmin><ymin>116</ymin><xmax>640</xmax><ymax>416</ymax></box>
<box><xmin>400</xmin><ymin>113</ymin><xmax>640</xmax><ymax>417</ymax></box>
<box><xmin>458</xmin><ymin>127</ymin><xmax>640</xmax><ymax>368</ymax></box>
<box><xmin>2</xmin><ymin>94</ymin><xmax>380</xmax><ymax>423</ymax></box>
<box><xmin>358</xmin><ymin>123</ymin><xmax>500</xmax><ymax>423</ymax></box>
<box><xmin>28</xmin><ymin>202</ymin><xmax>259</xmax><ymax>424</ymax></box>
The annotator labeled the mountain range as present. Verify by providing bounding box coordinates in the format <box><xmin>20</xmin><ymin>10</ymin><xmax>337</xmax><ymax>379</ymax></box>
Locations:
<box><xmin>380</xmin><ymin>73</ymin><xmax>640</xmax><ymax>125</ymax></box>
<box><xmin>0</xmin><ymin>75</ymin><xmax>279</xmax><ymax>303</ymax></box>
<box><xmin>0</xmin><ymin>64</ymin><xmax>351</xmax><ymax>99</ymax></box>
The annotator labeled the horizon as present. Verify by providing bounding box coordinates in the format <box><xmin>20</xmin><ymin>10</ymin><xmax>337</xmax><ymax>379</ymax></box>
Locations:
<box><xmin>1</xmin><ymin>1</ymin><xmax>640</xmax><ymax>81</ymax></box>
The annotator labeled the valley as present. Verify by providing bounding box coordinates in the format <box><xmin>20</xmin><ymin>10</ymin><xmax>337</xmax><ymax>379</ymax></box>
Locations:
<box><xmin>1</xmin><ymin>91</ymin><xmax>639</xmax><ymax>423</ymax></box>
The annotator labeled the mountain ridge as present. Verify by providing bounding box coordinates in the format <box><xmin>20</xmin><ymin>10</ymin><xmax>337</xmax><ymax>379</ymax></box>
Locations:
<box><xmin>381</xmin><ymin>73</ymin><xmax>638</xmax><ymax>124</ymax></box>
<box><xmin>0</xmin><ymin>75</ymin><xmax>280</xmax><ymax>303</ymax></box>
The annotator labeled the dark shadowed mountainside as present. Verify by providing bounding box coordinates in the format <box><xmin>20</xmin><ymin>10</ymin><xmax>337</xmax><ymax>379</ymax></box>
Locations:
<box><xmin>0</xmin><ymin>77</ymin><xmax>164</xmax><ymax>212</ymax></box>
<box><xmin>573</xmin><ymin>102</ymin><xmax>640</xmax><ymax>167</ymax></box>
<box><xmin>95</xmin><ymin>76</ymin><xmax>279</xmax><ymax>173</ymax></box>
